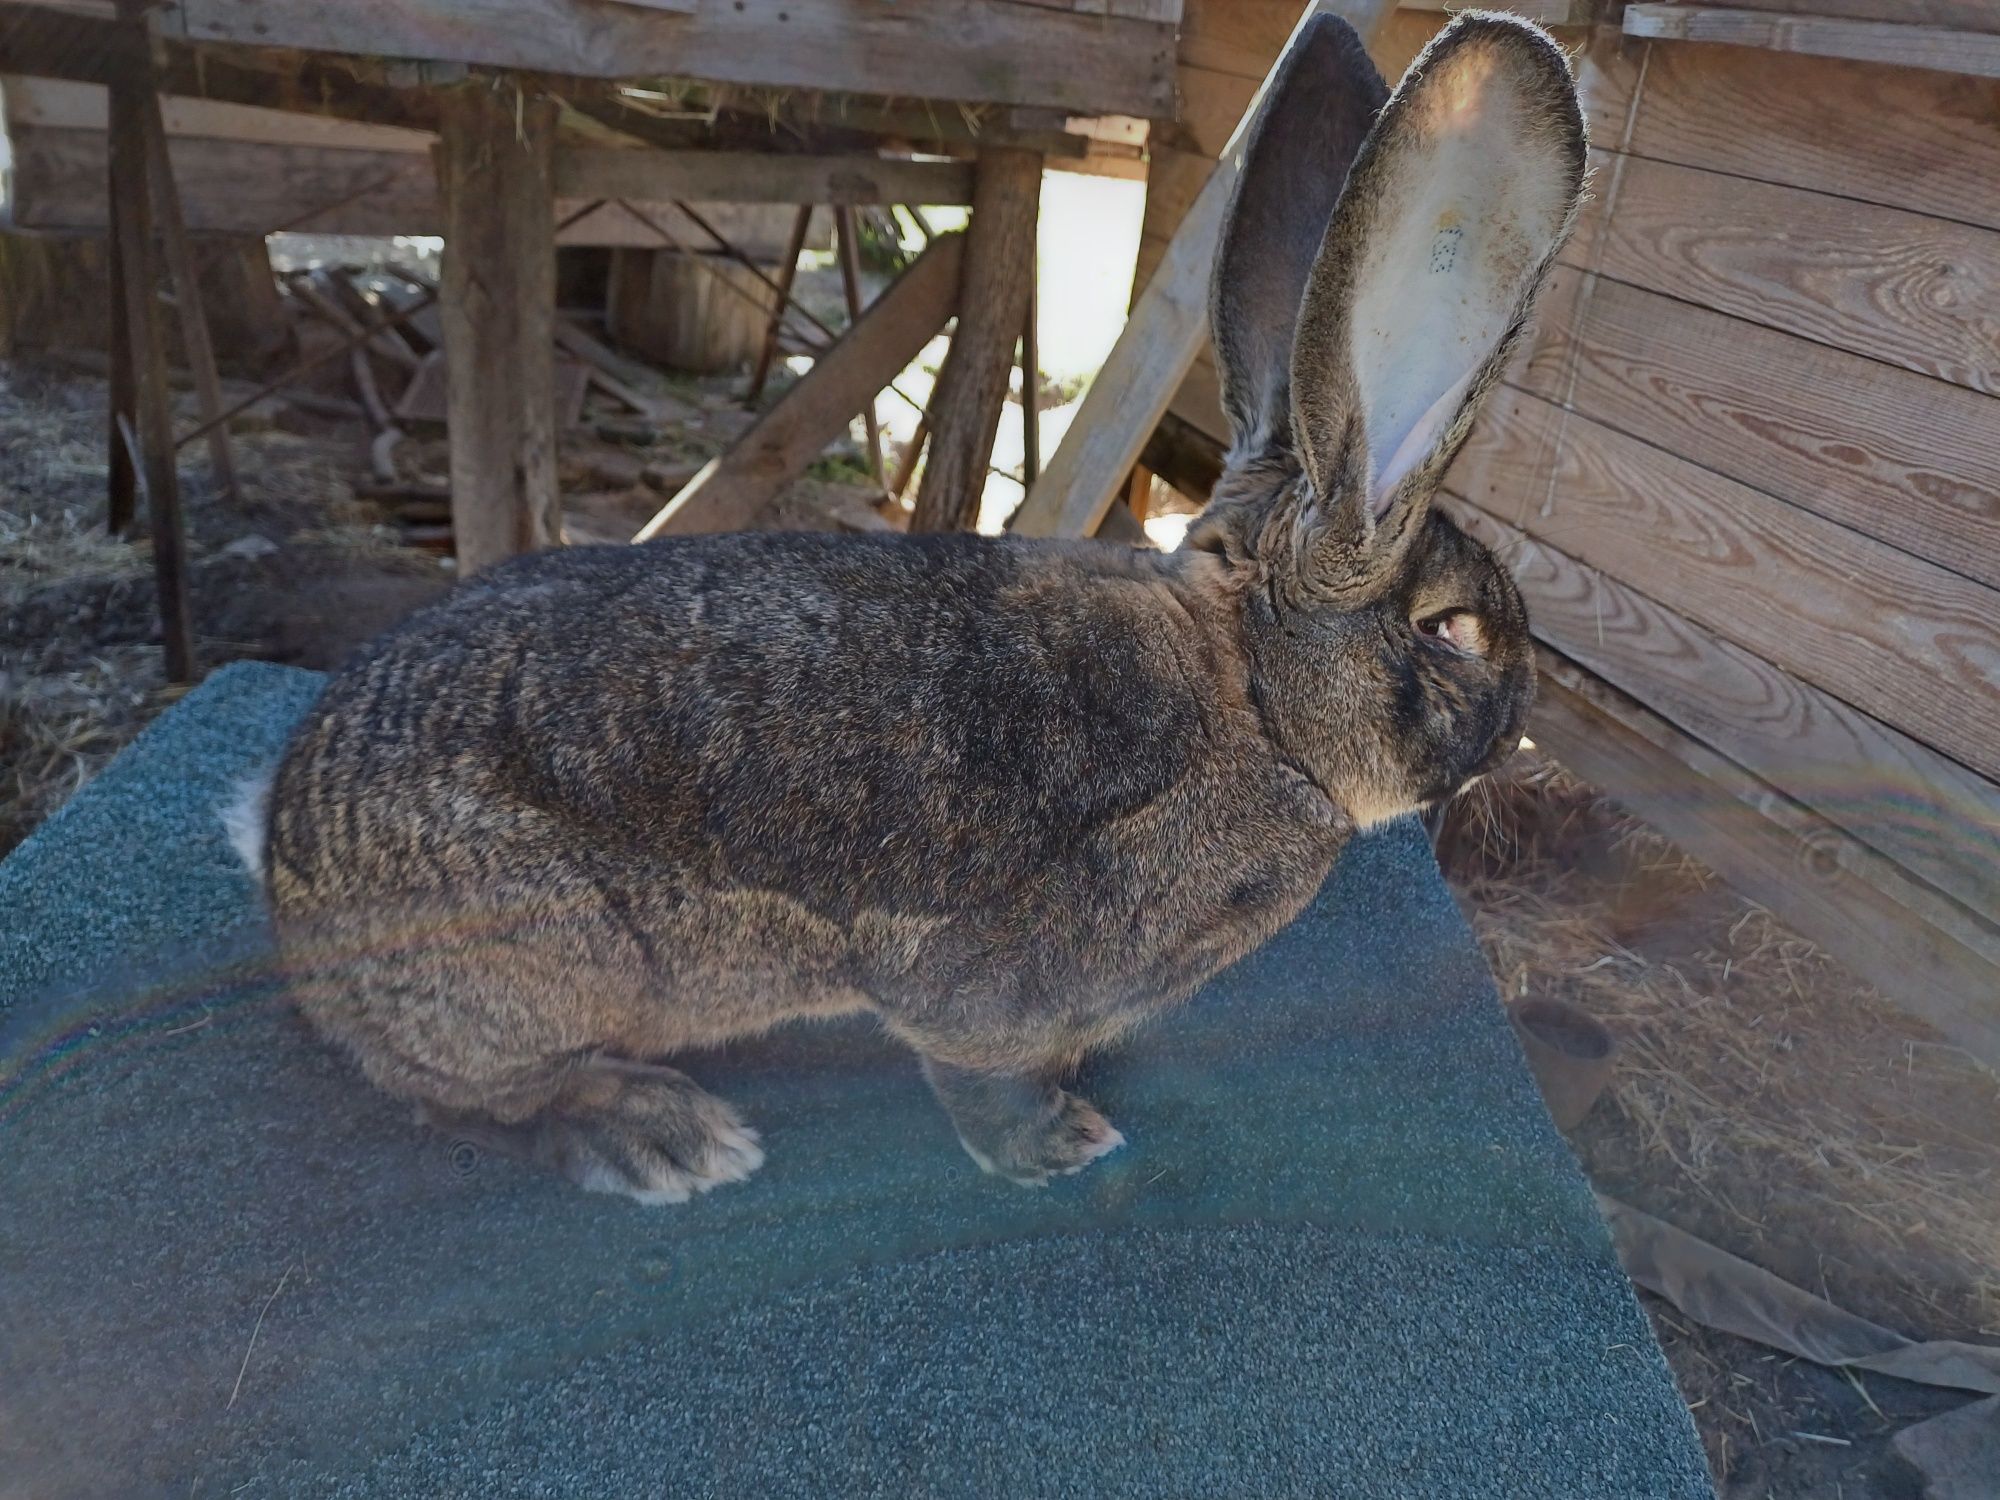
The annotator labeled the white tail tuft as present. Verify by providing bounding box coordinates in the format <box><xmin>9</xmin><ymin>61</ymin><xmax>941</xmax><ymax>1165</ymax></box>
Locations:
<box><xmin>220</xmin><ymin>767</ymin><xmax>276</xmax><ymax>885</ymax></box>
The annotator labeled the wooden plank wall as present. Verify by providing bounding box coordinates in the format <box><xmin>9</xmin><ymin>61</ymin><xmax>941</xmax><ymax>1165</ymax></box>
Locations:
<box><xmin>1138</xmin><ymin>1</ymin><xmax>2000</xmax><ymax>1053</ymax></box>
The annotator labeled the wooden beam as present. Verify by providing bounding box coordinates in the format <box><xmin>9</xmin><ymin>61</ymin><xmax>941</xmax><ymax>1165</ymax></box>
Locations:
<box><xmin>1</xmin><ymin>71</ymin><xmax>434</xmax><ymax>151</ymax></box>
<box><xmin>556</xmin><ymin>150</ymin><xmax>975</xmax><ymax>207</ymax></box>
<box><xmin>1009</xmin><ymin>0</ymin><xmax>1399</xmax><ymax>538</ymax></box>
<box><xmin>3</xmin><ymin>124</ymin><xmax>871</xmax><ymax>250</ymax></box>
<box><xmin>436</xmin><ymin>83</ymin><xmax>560</xmax><ymax>575</ymax></box>
<box><xmin>1530</xmin><ymin>656</ymin><xmax>2000</xmax><ymax>1069</ymax></box>
<box><xmin>637</xmin><ymin>232</ymin><xmax>963</xmax><ymax>539</ymax></box>
<box><xmin>0</xmin><ymin>4</ymin><xmax>442</xmax><ymax>130</ymax></box>
<box><xmin>1443</xmin><ymin>496</ymin><xmax>2000</xmax><ymax>923</ymax></box>
<box><xmin>911</xmin><ymin>148</ymin><xmax>1041</xmax><ymax>533</ymax></box>
<box><xmin>162</xmin><ymin>0</ymin><xmax>1179</xmax><ymax>118</ymax></box>
<box><xmin>1624</xmin><ymin>5</ymin><xmax>2000</xmax><ymax>79</ymax></box>
<box><xmin>4</xmin><ymin>126</ymin><xmax>439</xmax><ymax>236</ymax></box>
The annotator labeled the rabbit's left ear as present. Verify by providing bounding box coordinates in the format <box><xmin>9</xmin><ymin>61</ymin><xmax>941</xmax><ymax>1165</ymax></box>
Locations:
<box><xmin>1287</xmin><ymin>15</ymin><xmax>1586</xmax><ymax>596</ymax></box>
<box><xmin>1209</xmin><ymin>13</ymin><xmax>1388</xmax><ymax>469</ymax></box>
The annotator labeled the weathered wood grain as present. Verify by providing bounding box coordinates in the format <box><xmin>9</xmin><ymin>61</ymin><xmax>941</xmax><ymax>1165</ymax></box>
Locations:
<box><xmin>163</xmin><ymin>0</ymin><xmax>1178</xmax><ymax>118</ymax></box>
<box><xmin>638</xmin><ymin>233</ymin><xmax>962</xmax><ymax>539</ymax></box>
<box><xmin>1616</xmin><ymin>42</ymin><xmax>2000</xmax><ymax>231</ymax></box>
<box><xmin>1530</xmin><ymin>659</ymin><xmax>2000</xmax><ymax>1066</ymax></box>
<box><xmin>1</xmin><ymin>71</ymin><xmax>434</xmax><ymax>151</ymax></box>
<box><xmin>1447</xmin><ymin>386</ymin><xmax>2000</xmax><ymax>780</ymax></box>
<box><xmin>1625</xmin><ymin>5</ymin><xmax>2000</xmax><ymax>78</ymax></box>
<box><xmin>1691</xmin><ymin>0</ymin><xmax>2000</xmax><ymax>30</ymax></box>
<box><xmin>4</xmin><ymin>124</ymin><xmax>438</xmax><ymax>235</ymax></box>
<box><xmin>1444</xmin><ymin>495</ymin><xmax>2000</xmax><ymax>917</ymax></box>
<box><xmin>1402</xmin><ymin>0</ymin><xmax>1590</xmax><ymax>20</ymax></box>
<box><xmin>1575</xmin><ymin>152</ymin><xmax>2000</xmax><ymax>395</ymax></box>
<box><xmin>1521</xmin><ymin>268</ymin><xmax>2000</xmax><ymax>589</ymax></box>
<box><xmin>555</xmin><ymin>150</ymin><xmax>975</xmax><ymax>207</ymax></box>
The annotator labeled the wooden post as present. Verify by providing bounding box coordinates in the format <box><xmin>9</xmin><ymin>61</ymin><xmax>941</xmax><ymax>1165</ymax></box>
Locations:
<box><xmin>910</xmin><ymin>147</ymin><xmax>1041</xmax><ymax>533</ymax></box>
<box><xmin>133</xmin><ymin>50</ymin><xmax>240</xmax><ymax>505</ymax></box>
<box><xmin>106</xmin><ymin>211</ymin><xmax>137</xmax><ymax>535</ymax></box>
<box><xmin>833</xmin><ymin>206</ymin><xmax>885</xmax><ymax>488</ymax></box>
<box><xmin>436</xmin><ymin>80</ymin><xmax>559</xmax><ymax>575</ymax></box>
<box><xmin>108</xmin><ymin>1</ymin><xmax>194</xmax><ymax>681</ymax></box>
<box><xmin>746</xmin><ymin>205</ymin><xmax>813</xmax><ymax>403</ymax></box>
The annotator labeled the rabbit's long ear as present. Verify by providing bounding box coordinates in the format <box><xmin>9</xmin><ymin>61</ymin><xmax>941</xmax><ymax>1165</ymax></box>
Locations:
<box><xmin>1288</xmin><ymin>15</ymin><xmax>1586</xmax><ymax>596</ymax></box>
<box><xmin>1209</xmin><ymin>14</ymin><xmax>1387</xmax><ymax>467</ymax></box>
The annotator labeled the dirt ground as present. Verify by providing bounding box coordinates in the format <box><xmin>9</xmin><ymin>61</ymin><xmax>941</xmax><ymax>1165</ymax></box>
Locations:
<box><xmin>5</xmin><ymin>298</ymin><xmax>1996</xmax><ymax>1500</ymax></box>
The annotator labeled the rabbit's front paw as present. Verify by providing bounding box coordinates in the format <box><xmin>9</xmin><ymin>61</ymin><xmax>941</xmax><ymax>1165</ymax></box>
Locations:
<box><xmin>961</xmin><ymin>1092</ymin><xmax>1126</xmax><ymax>1189</ymax></box>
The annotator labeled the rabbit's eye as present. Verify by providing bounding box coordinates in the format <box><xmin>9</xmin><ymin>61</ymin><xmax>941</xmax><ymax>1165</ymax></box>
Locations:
<box><xmin>1416</xmin><ymin>610</ymin><xmax>1487</xmax><ymax>656</ymax></box>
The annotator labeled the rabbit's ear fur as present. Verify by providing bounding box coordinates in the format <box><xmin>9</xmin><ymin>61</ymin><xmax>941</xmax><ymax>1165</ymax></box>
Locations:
<box><xmin>1286</xmin><ymin>14</ymin><xmax>1586</xmax><ymax>598</ymax></box>
<box><xmin>1209</xmin><ymin>14</ymin><xmax>1387</xmax><ymax>467</ymax></box>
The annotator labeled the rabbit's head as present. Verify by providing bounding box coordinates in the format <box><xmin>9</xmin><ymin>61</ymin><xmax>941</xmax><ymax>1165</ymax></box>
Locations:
<box><xmin>1187</xmin><ymin>11</ymin><xmax>1585</xmax><ymax>827</ymax></box>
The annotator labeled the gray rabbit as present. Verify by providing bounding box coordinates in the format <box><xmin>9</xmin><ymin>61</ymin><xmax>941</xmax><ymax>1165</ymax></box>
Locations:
<box><xmin>237</xmin><ymin>12</ymin><xmax>1587</xmax><ymax>1203</ymax></box>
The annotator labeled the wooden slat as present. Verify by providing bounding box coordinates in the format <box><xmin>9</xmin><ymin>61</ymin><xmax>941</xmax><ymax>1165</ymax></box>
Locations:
<box><xmin>164</xmin><ymin>0</ymin><xmax>1178</xmax><ymax>118</ymax></box>
<box><xmin>1613</xmin><ymin>42</ymin><xmax>2000</xmax><ymax>232</ymax></box>
<box><xmin>0</xmin><ymin>72</ymin><xmax>433</xmax><ymax>151</ymax></box>
<box><xmin>3</xmin><ymin>125</ymin><xmax>439</xmax><ymax>235</ymax></box>
<box><xmin>1401</xmin><ymin>0</ymin><xmax>1591</xmax><ymax>21</ymax></box>
<box><xmin>1576</xmin><ymin>150</ymin><xmax>2000</xmax><ymax>395</ymax></box>
<box><xmin>1530</xmin><ymin>659</ymin><xmax>2000</xmax><ymax>1068</ymax></box>
<box><xmin>1007</xmin><ymin>0</ymin><xmax>1183</xmax><ymax>20</ymax></box>
<box><xmin>1447</xmin><ymin>385</ymin><xmax>2000</xmax><ymax>781</ymax></box>
<box><xmin>1696</xmin><ymin>0</ymin><xmax>2000</xmax><ymax>31</ymax></box>
<box><xmin>1008</xmin><ymin>0</ymin><xmax>1184</xmax><ymax>20</ymax></box>
<box><xmin>555</xmin><ymin>150</ymin><xmax>976</xmax><ymax>206</ymax></box>
<box><xmin>1625</xmin><ymin>5</ymin><xmax>2000</xmax><ymax>78</ymax></box>
<box><xmin>1443</xmin><ymin>497</ymin><xmax>2000</xmax><ymax>920</ymax></box>
<box><xmin>2</xmin><ymin>125</ymin><xmax>879</xmax><ymax>251</ymax></box>
<box><xmin>1521</xmin><ymin>268</ymin><xmax>2000</xmax><ymax>589</ymax></box>
<box><xmin>638</xmin><ymin>233</ymin><xmax>963</xmax><ymax>538</ymax></box>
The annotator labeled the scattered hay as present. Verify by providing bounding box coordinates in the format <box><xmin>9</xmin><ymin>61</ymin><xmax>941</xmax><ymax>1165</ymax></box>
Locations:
<box><xmin>1439</xmin><ymin>755</ymin><xmax>2000</xmax><ymax>1338</ymax></box>
<box><xmin>0</xmin><ymin>644</ymin><xmax>166</xmax><ymax>856</ymax></box>
<box><xmin>0</xmin><ymin>503</ymin><xmax>146</xmax><ymax>607</ymax></box>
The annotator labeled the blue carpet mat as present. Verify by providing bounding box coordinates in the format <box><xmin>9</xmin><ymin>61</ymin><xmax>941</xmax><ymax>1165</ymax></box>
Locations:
<box><xmin>0</xmin><ymin>662</ymin><xmax>1711</xmax><ymax>1498</ymax></box>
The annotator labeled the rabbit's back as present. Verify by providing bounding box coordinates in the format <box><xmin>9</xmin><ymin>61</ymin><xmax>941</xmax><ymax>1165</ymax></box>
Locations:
<box><xmin>268</xmin><ymin>532</ymin><xmax>1343</xmax><ymax>1037</ymax></box>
